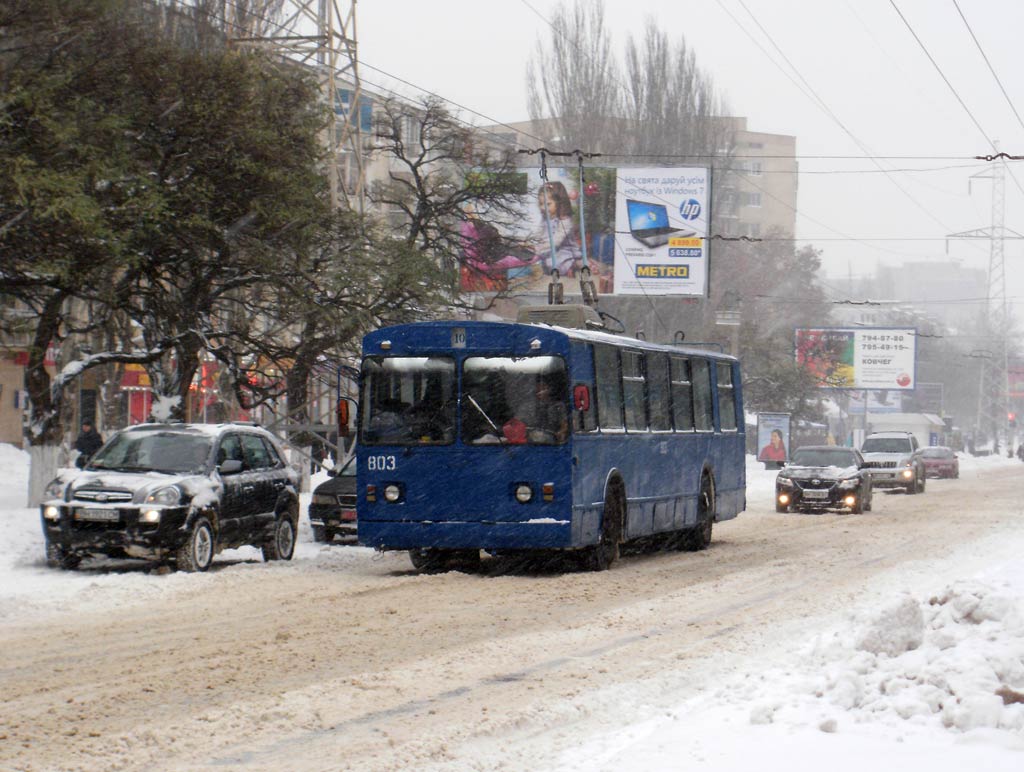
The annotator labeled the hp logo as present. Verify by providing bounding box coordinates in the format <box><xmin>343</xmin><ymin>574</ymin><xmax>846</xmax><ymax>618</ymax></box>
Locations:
<box><xmin>679</xmin><ymin>198</ymin><xmax>702</xmax><ymax>220</ymax></box>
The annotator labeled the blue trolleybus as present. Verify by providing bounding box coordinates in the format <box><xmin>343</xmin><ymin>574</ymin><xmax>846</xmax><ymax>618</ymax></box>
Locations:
<box><xmin>356</xmin><ymin>308</ymin><xmax>745</xmax><ymax>571</ymax></box>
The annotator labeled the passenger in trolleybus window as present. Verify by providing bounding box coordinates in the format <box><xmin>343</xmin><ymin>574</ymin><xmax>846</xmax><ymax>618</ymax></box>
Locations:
<box><xmin>528</xmin><ymin>375</ymin><xmax>568</xmax><ymax>443</ymax></box>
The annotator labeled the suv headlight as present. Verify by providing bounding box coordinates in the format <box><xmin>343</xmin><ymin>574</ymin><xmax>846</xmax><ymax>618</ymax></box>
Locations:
<box><xmin>145</xmin><ymin>486</ymin><xmax>182</xmax><ymax>506</ymax></box>
<box><xmin>837</xmin><ymin>477</ymin><xmax>859</xmax><ymax>488</ymax></box>
<box><xmin>776</xmin><ymin>476</ymin><xmax>793</xmax><ymax>486</ymax></box>
<box><xmin>44</xmin><ymin>478</ymin><xmax>65</xmax><ymax>499</ymax></box>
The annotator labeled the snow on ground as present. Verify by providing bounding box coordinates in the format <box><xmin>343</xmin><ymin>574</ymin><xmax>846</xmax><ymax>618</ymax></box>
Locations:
<box><xmin>2</xmin><ymin>444</ymin><xmax>1024</xmax><ymax>770</ymax></box>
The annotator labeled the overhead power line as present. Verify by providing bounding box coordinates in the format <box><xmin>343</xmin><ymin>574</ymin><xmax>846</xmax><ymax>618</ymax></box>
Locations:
<box><xmin>951</xmin><ymin>0</ymin><xmax>1024</xmax><ymax>134</ymax></box>
<box><xmin>889</xmin><ymin>0</ymin><xmax>1024</xmax><ymax>199</ymax></box>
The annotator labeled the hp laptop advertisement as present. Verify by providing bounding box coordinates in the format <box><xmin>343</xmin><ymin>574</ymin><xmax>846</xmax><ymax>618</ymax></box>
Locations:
<box><xmin>614</xmin><ymin>167</ymin><xmax>709</xmax><ymax>296</ymax></box>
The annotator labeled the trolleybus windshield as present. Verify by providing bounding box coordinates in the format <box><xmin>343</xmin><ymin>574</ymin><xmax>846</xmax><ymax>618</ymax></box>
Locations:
<box><xmin>360</xmin><ymin>356</ymin><xmax>456</xmax><ymax>445</ymax></box>
<box><xmin>461</xmin><ymin>356</ymin><xmax>568</xmax><ymax>446</ymax></box>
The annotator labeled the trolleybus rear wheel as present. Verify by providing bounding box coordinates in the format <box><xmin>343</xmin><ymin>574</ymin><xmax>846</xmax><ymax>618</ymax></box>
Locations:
<box><xmin>681</xmin><ymin>474</ymin><xmax>715</xmax><ymax>551</ymax></box>
<box><xmin>585</xmin><ymin>486</ymin><xmax>623</xmax><ymax>571</ymax></box>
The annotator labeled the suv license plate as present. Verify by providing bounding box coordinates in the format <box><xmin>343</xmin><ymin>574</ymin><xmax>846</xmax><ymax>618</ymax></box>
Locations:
<box><xmin>802</xmin><ymin>490</ymin><xmax>829</xmax><ymax>500</ymax></box>
<box><xmin>77</xmin><ymin>507</ymin><xmax>119</xmax><ymax>521</ymax></box>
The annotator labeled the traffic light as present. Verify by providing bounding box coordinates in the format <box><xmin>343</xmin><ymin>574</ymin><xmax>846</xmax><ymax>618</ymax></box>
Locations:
<box><xmin>1009</xmin><ymin>411</ymin><xmax>1017</xmax><ymax>428</ymax></box>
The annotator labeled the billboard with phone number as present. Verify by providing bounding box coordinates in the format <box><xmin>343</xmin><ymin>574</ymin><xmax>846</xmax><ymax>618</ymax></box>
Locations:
<box><xmin>795</xmin><ymin>328</ymin><xmax>916</xmax><ymax>390</ymax></box>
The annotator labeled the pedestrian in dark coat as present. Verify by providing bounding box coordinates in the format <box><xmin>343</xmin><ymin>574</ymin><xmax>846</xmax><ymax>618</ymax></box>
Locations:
<box><xmin>75</xmin><ymin>421</ymin><xmax>104</xmax><ymax>466</ymax></box>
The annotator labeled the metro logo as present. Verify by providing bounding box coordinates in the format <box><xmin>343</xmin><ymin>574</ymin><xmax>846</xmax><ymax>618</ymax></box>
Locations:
<box><xmin>635</xmin><ymin>264</ymin><xmax>690</xmax><ymax>278</ymax></box>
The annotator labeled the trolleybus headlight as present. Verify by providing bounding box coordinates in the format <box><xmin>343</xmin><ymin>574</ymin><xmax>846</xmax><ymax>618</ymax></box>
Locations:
<box><xmin>384</xmin><ymin>484</ymin><xmax>401</xmax><ymax>503</ymax></box>
<box><xmin>515</xmin><ymin>484</ymin><xmax>533</xmax><ymax>503</ymax></box>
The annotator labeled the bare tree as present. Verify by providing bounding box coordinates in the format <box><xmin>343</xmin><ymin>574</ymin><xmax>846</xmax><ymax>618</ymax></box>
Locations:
<box><xmin>526</xmin><ymin>0</ymin><xmax>624</xmax><ymax>153</ymax></box>
<box><xmin>368</xmin><ymin>96</ymin><xmax>527</xmax><ymax>299</ymax></box>
<box><xmin>622</xmin><ymin>20</ymin><xmax>731</xmax><ymax>162</ymax></box>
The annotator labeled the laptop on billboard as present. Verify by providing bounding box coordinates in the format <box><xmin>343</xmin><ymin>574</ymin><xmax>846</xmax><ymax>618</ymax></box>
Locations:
<box><xmin>626</xmin><ymin>199</ymin><xmax>694</xmax><ymax>248</ymax></box>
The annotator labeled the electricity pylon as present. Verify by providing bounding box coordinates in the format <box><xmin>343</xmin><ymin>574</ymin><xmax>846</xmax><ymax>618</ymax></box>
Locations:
<box><xmin>226</xmin><ymin>0</ymin><xmax>364</xmax><ymax>211</ymax></box>
<box><xmin>948</xmin><ymin>147</ymin><xmax>1022</xmax><ymax>451</ymax></box>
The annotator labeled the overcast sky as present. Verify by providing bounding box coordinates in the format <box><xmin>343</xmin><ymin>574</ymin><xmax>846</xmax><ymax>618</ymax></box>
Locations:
<box><xmin>356</xmin><ymin>0</ymin><xmax>1024</xmax><ymax>300</ymax></box>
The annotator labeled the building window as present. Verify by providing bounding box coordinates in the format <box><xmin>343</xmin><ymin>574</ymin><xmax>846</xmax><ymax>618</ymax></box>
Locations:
<box><xmin>743</xmin><ymin>192</ymin><xmax>762</xmax><ymax>208</ymax></box>
<box><xmin>748</xmin><ymin>161</ymin><xmax>762</xmax><ymax>176</ymax></box>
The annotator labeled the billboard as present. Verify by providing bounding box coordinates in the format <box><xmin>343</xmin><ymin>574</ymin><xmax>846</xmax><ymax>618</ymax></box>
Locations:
<box><xmin>458</xmin><ymin>165</ymin><xmax>709</xmax><ymax>297</ymax></box>
<box><xmin>756</xmin><ymin>412</ymin><xmax>791</xmax><ymax>467</ymax></box>
<box><xmin>795</xmin><ymin>328</ymin><xmax>916</xmax><ymax>390</ymax></box>
<box><xmin>614</xmin><ymin>167</ymin><xmax>710</xmax><ymax>295</ymax></box>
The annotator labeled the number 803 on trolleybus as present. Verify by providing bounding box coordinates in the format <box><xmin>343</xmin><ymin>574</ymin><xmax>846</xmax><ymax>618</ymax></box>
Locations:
<box><xmin>356</xmin><ymin>314</ymin><xmax>745</xmax><ymax>572</ymax></box>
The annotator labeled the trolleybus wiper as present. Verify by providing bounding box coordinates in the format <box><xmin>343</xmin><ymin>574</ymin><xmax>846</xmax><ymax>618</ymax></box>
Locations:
<box><xmin>465</xmin><ymin>394</ymin><xmax>509</xmax><ymax>448</ymax></box>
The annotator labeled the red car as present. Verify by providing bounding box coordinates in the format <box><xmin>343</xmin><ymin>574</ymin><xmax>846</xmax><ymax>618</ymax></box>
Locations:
<box><xmin>920</xmin><ymin>446</ymin><xmax>959</xmax><ymax>478</ymax></box>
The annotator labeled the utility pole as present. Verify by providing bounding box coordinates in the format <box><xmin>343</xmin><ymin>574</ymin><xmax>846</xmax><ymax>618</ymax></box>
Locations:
<box><xmin>947</xmin><ymin>146</ymin><xmax>1022</xmax><ymax>452</ymax></box>
<box><xmin>226</xmin><ymin>0</ymin><xmax>365</xmax><ymax>212</ymax></box>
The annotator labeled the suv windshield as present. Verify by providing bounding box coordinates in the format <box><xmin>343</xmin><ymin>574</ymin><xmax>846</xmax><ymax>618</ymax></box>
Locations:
<box><xmin>88</xmin><ymin>431</ymin><xmax>213</xmax><ymax>474</ymax></box>
<box><xmin>462</xmin><ymin>356</ymin><xmax>568</xmax><ymax>445</ymax></box>
<box><xmin>360</xmin><ymin>356</ymin><xmax>456</xmax><ymax>446</ymax></box>
<box><xmin>790</xmin><ymin>448</ymin><xmax>858</xmax><ymax>467</ymax></box>
<box><xmin>861</xmin><ymin>437</ymin><xmax>912</xmax><ymax>453</ymax></box>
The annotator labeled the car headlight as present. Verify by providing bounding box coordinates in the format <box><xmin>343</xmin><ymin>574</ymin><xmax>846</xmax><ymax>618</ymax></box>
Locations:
<box><xmin>145</xmin><ymin>486</ymin><xmax>182</xmax><ymax>506</ymax></box>
<box><xmin>837</xmin><ymin>477</ymin><xmax>859</xmax><ymax>489</ymax></box>
<box><xmin>311</xmin><ymin>493</ymin><xmax>336</xmax><ymax>506</ymax></box>
<box><xmin>44</xmin><ymin>478</ymin><xmax>65</xmax><ymax>499</ymax></box>
<box><xmin>139</xmin><ymin>509</ymin><xmax>161</xmax><ymax>524</ymax></box>
<box><xmin>776</xmin><ymin>476</ymin><xmax>793</xmax><ymax>486</ymax></box>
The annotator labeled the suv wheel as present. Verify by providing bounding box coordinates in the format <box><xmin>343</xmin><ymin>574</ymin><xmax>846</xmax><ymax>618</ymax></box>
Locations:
<box><xmin>176</xmin><ymin>516</ymin><xmax>215</xmax><ymax>572</ymax></box>
<box><xmin>45</xmin><ymin>540</ymin><xmax>81</xmax><ymax>570</ymax></box>
<box><xmin>263</xmin><ymin>510</ymin><xmax>297</xmax><ymax>561</ymax></box>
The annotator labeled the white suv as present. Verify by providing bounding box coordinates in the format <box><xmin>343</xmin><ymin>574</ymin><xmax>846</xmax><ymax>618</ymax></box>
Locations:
<box><xmin>860</xmin><ymin>431</ymin><xmax>926</xmax><ymax>495</ymax></box>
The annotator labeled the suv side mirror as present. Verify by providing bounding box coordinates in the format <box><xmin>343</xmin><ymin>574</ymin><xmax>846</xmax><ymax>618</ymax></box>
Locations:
<box><xmin>219</xmin><ymin>459</ymin><xmax>243</xmax><ymax>475</ymax></box>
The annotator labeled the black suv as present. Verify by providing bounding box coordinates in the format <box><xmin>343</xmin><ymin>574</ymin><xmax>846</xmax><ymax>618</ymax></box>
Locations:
<box><xmin>40</xmin><ymin>423</ymin><xmax>299</xmax><ymax>572</ymax></box>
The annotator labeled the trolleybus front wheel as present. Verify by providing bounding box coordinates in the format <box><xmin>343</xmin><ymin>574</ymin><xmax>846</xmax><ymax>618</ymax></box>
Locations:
<box><xmin>409</xmin><ymin>548</ymin><xmax>481</xmax><ymax>573</ymax></box>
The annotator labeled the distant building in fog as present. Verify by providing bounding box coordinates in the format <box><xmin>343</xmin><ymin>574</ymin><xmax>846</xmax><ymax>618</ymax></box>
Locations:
<box><xmin>828</xmin><ymin>260</ymin><xmax>987</xmax><ymax>330</ymax></box>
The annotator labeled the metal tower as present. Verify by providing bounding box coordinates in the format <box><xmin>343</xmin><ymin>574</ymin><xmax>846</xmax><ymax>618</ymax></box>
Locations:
<box><xmin>226</xmin><ymin>0</ymin><xmax>365</xmax><ymax>211</ymax></box>
<box><xmin>948</xmin><ymin>147</ymin><xmax>1022</xmax><ymax>450</ymax></box>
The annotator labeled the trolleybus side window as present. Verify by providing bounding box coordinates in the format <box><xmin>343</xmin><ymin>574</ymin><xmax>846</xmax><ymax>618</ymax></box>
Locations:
<box><xmin>360</xmin><ymin>356</ymin><xmax>456</xmax><ymax>446</ymax></box>
<box><xmin>622</xmin><ymin>350</ymin><xmax>647</xmax><ymax>432</ymax></box>
<box><xmin>670</xmin><ymin>356</ymin><xmax>694</xmax><ymax>432</ymax></box>
<box><xmin>717</xmin><ymin>362</ymin><xmax>738</xmax><ymax>432</ymax></box>
<box><xmin>594</xmin><ymin>344</ymin><xmax>624</xmax><ymax>430</ymax></box>
<box><xmin>692</xmin><ymin>358</ymin><xmax>714</xmax><ymax>432</ymax></box>
<box><xmin>647</xmin><ymin>353</ymin><xmax>672</xmax><ymax>432</ymax></box>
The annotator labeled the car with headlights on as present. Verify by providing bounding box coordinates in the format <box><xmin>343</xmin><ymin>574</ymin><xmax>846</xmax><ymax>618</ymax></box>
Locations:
<box><xmin>308</xmin><ymin>455</ymin><xmax>357</xmax><ymax>542</ymax></box>
<box><xmin>860</xmin><ymin>430</ymin><xmax>926</xmax><ymax>494</ymax></box>
<box><xmin>775</xmin><ymin>445</ymin><xmax>873</xmax><ymax>514</ymax></box>
<box><xmin>40</xmin><ymin>423</ymin><xmax>299</xmax><ymax>572</ymax></box>
<box><xmin>920</xmin><ymin>445</ymin><xmax>959</xmax><ymax>478</ymax></box>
